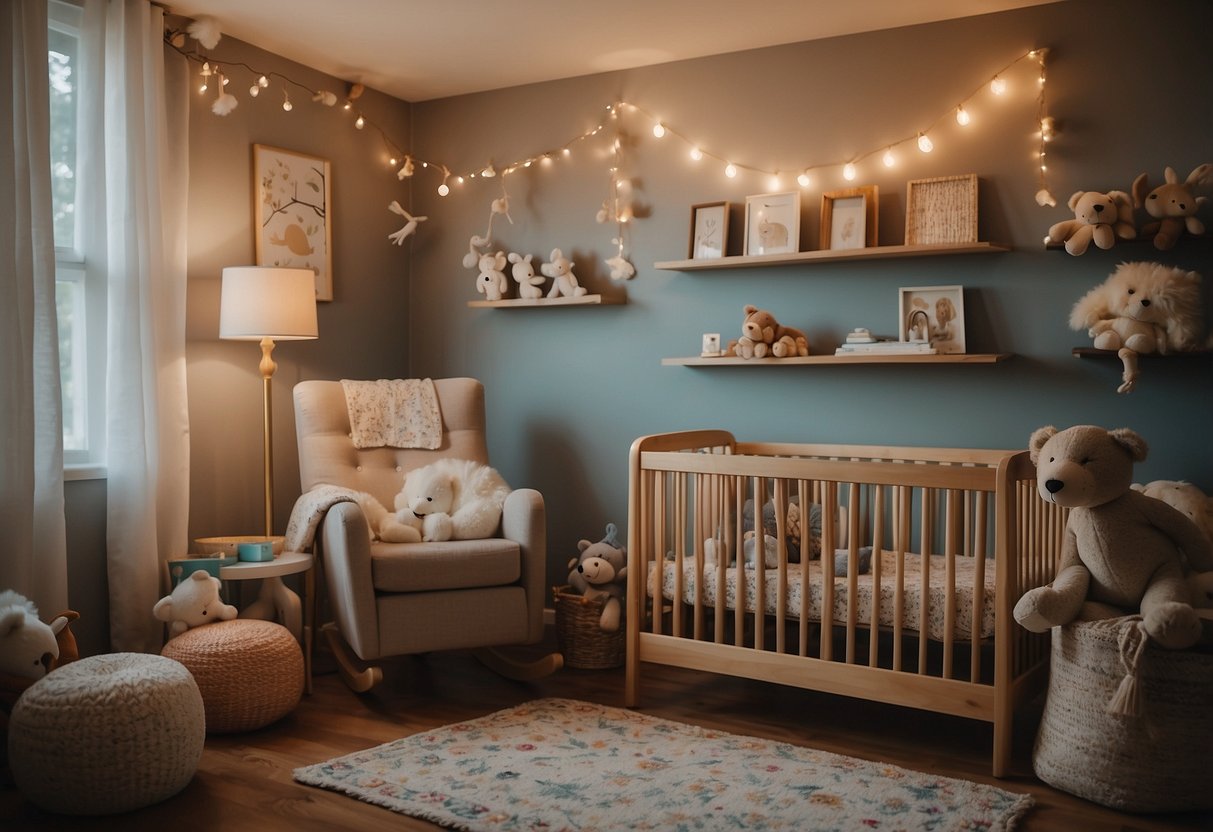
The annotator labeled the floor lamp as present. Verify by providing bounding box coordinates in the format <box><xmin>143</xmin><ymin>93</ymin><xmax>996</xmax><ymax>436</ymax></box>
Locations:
<box><xmin>219</xmin><ymin>267</ymin><xmax>318</xmax><ymax>537</ymax></box>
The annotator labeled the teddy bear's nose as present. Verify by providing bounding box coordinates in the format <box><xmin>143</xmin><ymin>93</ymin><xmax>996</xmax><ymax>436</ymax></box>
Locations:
<box><xmin>1044</xmin><ymin>479</ymin><xmax>1064</xmax><ymax>494</ymax></box>
<box><xmin>577</xmin><ymin>564</ymin><xmax>585</xmax><ymax>573</ymax></box>
<box><xmin>1092</xmin><ymin>203</ymin><xmax>1104</xmax><ymax>213</ymax></box>
<box><xmin>1140</xmin><ymin>299</ymin><xmax>1150</xmax><ymax>307</ymax></box>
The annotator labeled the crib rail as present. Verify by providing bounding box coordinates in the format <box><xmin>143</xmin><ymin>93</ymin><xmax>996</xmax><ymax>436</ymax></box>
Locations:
<box><xmin>625</xmin><ymin>429</ymin><xmax>1066</xmax><ymax>776</ymax></box>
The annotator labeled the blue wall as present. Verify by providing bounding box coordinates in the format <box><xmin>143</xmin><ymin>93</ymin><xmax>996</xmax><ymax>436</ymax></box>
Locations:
<box><xmin>407</xmin><ymin>0</ymin><xmax>1211</xmax><ymax>583</ymax></box>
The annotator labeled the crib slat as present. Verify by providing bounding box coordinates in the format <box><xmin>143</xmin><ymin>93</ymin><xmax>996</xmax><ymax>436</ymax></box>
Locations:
<box><xmin>845</xmin><ymin>482</ymin><xmax>861</xmax><ymax>664</ymax></box>
<box><xmin>918</xmin><ymin>488</ymin><xmax>931</xmax><ymax>674</ymax></box>
<box><xmin>820</xmin><ymin>482</ymin><xmax>837</xmax><ymax>661</ymax></box>
<box><xmin>672</xmin><ymin>473</ymin><xmax>686</xmax><ymax>639</ymax></box>
<box><xmin>798</xmin><ymin>479</ymin><xmax>811</xmax><ymax>657</ymax></box>
<box><xmin>971</xmin><ymin>490</ymin><xmax>988</xmax><ymax>683</ymax></box>
<box><xmin>734</xmin><ymin>480</ymin><xmax>746</xmax><ymax>648</ymax></box>
<box><xmin>774</xmin><ymin>479</ymin><xmax>788</xmax><ymax>655</ymax></box>
<box><xmin>943</xmin><ymin>488</ymin><xmax>959</xmax><ymax>680</ymax></box>
<box><xmin>869</xmin><ymin>485</ymin><xmax>885</xmax><ymax>667</ymax></box>
<box><xmin>893</xmin><ymin>485</ymin><xmax>908</xmax><ymax>672</ymax></box>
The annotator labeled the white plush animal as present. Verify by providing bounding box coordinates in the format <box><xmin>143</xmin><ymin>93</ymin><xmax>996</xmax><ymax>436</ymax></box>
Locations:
<box><xmin>393</xmin><ymin>458</ymin><xmax>511</xmax><ymax>542</ymax></box>
<box><xmin>0</xmin><ymin>591</ymin><xmax>66</xmax><ymax>681</ymax></box>
<box><xmin>508</xmin><ymin>252</ymin><xmax>544</xmax><ymax>299</ymax></box>
<box><xmin>152</xmin><ymin>571</ymin><xmax>238</xmax><ymax>638</ymax></box>
<box><xmin>475</xmin><ymin>251</ymin><xmax>510</xmax><ymax>301</ymax></box>
<box><xmin>541</xmin><ymin>248</ymin><xmax>587</xmax><ymax>299</ymax></box>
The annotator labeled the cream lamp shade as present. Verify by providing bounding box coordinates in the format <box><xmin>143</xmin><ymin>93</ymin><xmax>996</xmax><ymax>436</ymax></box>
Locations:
<box><xmin>219</xmin><ymin>267</ymin><xmax>318</xmax><ymax>340</ymax></box>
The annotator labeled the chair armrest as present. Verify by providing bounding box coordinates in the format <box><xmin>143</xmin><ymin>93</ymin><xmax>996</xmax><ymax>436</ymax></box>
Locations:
<box><xmin>501</xmin><ymin>488</ymin><xmax>546</xmax><ymax>643</ymax></box>
<box><xmin>318</xmin><ymin>501</ymin><xmax>380</xmax><ymax>659</ymax></box>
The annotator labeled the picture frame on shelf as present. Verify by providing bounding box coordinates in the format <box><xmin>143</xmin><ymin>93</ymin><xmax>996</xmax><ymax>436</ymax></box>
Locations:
<box><xmin>820</xmin><ymin>186</ymin><xmax>878</xmax><ymax>250</ymax></box>
<box><xmin>905</xmin><ymin>174</ymin><xmax>978</xmax><ymax>246</ymax></box>
<box><xmin>253</xmin><ymin>144</ymin><xmax>333</xmax><ymax>301</ymax></box>
<box><xmin>700</xmin><ymin>332</ymin><xmax>722</xmax><ymax>357</ymax></box>
<box><xmin>744</xmin><ymin>191</ymin><xmax>800</xmax><ymax>256</ymax></box>
<box><xmin>689</xmin><ymin>201</ymin><xmax>729</xmax><ymax>259</ymax></box>
<box><xmin>899</xmin><ymin>285</ymin><xmax>966</xmax><ymax>354</ymax></box>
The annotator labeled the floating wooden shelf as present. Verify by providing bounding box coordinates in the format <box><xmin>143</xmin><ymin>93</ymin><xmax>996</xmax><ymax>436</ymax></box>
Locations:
<box><xmin>654</xmin><ymin>242</ymin><xmax>1010</xmax><ymax>271</ymax></box>
<box><xmin>663</xmin><ymin>353</ymin><xmax>1013</xmax><ymax>366</ymax></box>
<box><xmin>467</xmin><ymin>294</ymin><xmax>612</xmax><ymax>308</ymax></box>
<box><xmin>1072</xmin><ymin>347</ymin><xmax>1212</xmax><ymax>359</ymax></box>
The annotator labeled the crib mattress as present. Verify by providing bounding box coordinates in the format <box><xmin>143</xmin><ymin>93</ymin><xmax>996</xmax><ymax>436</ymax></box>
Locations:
<box><xmin>652</xmin><ymin>550</ymin><xmax>995</xmax><ymax>641</ymax></box>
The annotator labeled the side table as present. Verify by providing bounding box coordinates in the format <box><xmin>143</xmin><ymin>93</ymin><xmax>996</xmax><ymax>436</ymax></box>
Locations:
<box><xmin>220</xmin><ymin>551</ymin><xmax>314</xmax><ymax>692</ymax></box>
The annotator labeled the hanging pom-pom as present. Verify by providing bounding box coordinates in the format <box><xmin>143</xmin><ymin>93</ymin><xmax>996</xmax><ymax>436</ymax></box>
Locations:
<box><xmin>212</xmin><ymin>91</ymin><xmax>238</xmax><ymax>115</ymax></box>
<box><xmin>1035</xmin><ymin>188</ymin><xmax>1057</xmax><ymax>208</ymax></box>
<box><xmin>312</xmin><ymin>91</ymin><xmax>338</xmax><ymax>107</ymax></box>
<box><xmin>491</xmin><ymin>195</ymin><xmax>513</xmax><ymax>224</ymax></box>
<box><xmin>606</xmin><ymin>254</ymin><xmax>635</xmax><ymax>281</ymax></box>
<box><xmin>186</xmin><ymin>16</ymin><xmax>222</xmax><ymax>50</ymax></box>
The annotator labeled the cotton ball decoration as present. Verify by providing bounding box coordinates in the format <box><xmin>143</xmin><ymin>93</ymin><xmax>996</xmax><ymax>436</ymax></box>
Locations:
<box><xmin>312</xmin><ymin>91</ymin><xmax>338</xmax><ymax>107</ymax></box>
<box><xmin>186</xmin><ymin>16</ymin><xmax>221</xmax><ymax>50</ymax></box>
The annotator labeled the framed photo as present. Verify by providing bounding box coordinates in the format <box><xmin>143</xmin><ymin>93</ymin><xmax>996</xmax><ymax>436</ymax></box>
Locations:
<box><xmin>701</xmin><ymin>332</ymin><xmax>721</xmax><ymax>357</ymax></box>
<box><xmin>253</xmin><ymin>144</ymin><xmax>333</xmax><ymax>301</ymax></box>
<box><xmin>905</xmin><ymin>174</ymin><xmax>978</xmax><ymax>246</ymax></box>
<box><xmin>744</xmin><ymin>192</ymin><xmax>800</xmax><ymax>256</ymax></box>
<box><xmin>820</xmin><ymin>186</ymin><xmax>878</xmax><ymax>250</ymax></box>
<box><xmin>689</xmin><ymin>201</ymin><xmax>729</xmax><ymax>259</ymax></box>
<box><xmin>898</xmin><ymin>285</ymin><xmax>966</xmax><ymax>354</ymax></box>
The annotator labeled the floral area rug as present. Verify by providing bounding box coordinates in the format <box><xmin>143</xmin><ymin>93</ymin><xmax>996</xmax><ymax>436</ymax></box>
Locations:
<box><xmin>293</xmin><ymin>698</ymin><xmax>1033</xmax><ymax>831</ymax></box>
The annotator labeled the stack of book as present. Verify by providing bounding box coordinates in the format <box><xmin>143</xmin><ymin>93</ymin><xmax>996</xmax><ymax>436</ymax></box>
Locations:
<box><xmin>834</xmin><ymin>339</ymin><xmax>936</xmax><ymax>356</ymax></box>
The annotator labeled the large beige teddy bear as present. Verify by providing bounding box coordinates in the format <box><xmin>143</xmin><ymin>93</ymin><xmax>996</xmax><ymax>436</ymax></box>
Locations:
<box><xmin>736</xmin><ymin>304</ymin><xmax>809</xmax><ymax>359</ymax></box>
<box><xmin>1132</xmin><ymin>479</ymin><xmax>1213</xmax><ymax>616</ymax></box>
<box><xmin>393</xmin><ymin>458</ymin><xmax>511</xmax><ymax>542</ymax></box>
<box><xmin>1013</xmin><ymin>425</ymin><xmax>1213</xmax><ymax>649</ymax></box>
<box><xmin>1069</xmin><ymin>261</ymin><xmax>1205</xmax><ymax>393</ymax></box>
<box><xmin>1044</xmin><ymin>189</ymin><xmax>1135</xmax><ymax>255</ymax></box>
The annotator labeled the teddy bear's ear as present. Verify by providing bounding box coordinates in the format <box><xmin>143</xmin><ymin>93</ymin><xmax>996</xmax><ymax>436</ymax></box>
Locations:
<box><xmin>1130</xmin><ymin>482</ymin><xmax>1146</xmax><ymax>493</ymax></box>
<box><xmin>1108</xmin><ymin>428</ymin><xmax>1148</xmax><ymax>462</ymax></box>
<box><xmin>578</xmin><ymin>539</ymin><xmax>591</xmax><ymax>553</ymax></box>
<box><xmin>1027</xmin><ymin>426</ymin><xmax>1057</xmax><ymax>465</ymax></box>
<box><xmin>744</xmin><ymin>304</ymin><xmax>757</xmax><ymax>315</ymax></box>
<box><xmin>1066</xmin><ymin>191</ymin><xmax>1085</xmax><ymax>211</ymax></box>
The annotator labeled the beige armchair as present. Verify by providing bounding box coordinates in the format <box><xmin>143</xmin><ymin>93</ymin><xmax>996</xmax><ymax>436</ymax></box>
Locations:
<box><xmin>293</xmin><ymin>378</ymin><xmax>561</xmax><ymax>691</ymax></box>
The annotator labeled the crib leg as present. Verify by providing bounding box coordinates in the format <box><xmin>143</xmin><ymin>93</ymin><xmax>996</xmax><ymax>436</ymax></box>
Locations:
<box><xmin>992</xmin><ymin>714</ymin><xmax>1012</xmax><ymax>777</ymax></box>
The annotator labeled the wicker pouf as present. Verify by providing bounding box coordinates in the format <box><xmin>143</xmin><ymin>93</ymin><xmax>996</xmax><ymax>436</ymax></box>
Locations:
<box><xmin>1033</xmin><ymin>617</ymin><xmax>1213</xmax><ymax>812</ymax></box>
<box><xmin>162</xmin><ymin>619</ymin><xmax>303</xmax><ymax>734</ymax></box>
<box><xmin>8</xmin><ymin>653</ymin><xmax>204</xmax><ymax>815</ymax></box>
<box><xmin>553</xmin><ymin>587</ymin><xmax>624</xmax><ymax>669</ymax></box>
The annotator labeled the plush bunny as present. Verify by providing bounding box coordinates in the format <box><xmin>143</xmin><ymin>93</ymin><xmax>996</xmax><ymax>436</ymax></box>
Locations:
<box><xmin>508</xmin><ymin>252</ymin><xmax>544</xmax><ymax>299</ymax></box>
<box><xmin>541</xmin><ymin>248</ymin><xmax>588</xmax><ymax>299</ymax></box>
<box><xmin>1131</xmin><ymin>163</ymin><xmax>1212</xmax><ymax>250</ymax></box>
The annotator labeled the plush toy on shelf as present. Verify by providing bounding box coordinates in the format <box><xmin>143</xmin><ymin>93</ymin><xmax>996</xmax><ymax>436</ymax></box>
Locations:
<box><xmin>1013</xmin><ymin>425</ymin><xmax>1213</xmax><ymax>650</ymax></box>
<box><xmin>541</xmin><ymin>248</ymin><xmax>588</xmax><ymax>299</ymax></box>
<box><xmin>567</xmin><ymin>522</ymin><xmax>627</xmax><ymax>631</ymax></box>
<box><xmin>475</xmin><ymin>251</ymin><xmax>510</xmax><ymax>302</ymax></box>
<box><xmin>508</xmin><ymin>252</ymin><xmax>545</xmax><ymax>299</ymax></box>
<box><xmin>1131</xmin><ymin>163</ymin><xmax>1212</xmax><ymax>250</ymax></box>
<box><xmin>153</xmin><ymin>570</ymin><xmax>238</xmax><ymax>638</ymax></box>
<box><xmin>1069</xmin><ymin>261</ymin><xmax>1205</xmax><ymax>392</ymax></box>
<box><xmin>735</xmin><ymin>304</ymin><xmax>809</xmax><ymax>359</ymax></box>
<box><xmin>1044</xmin><ymin>189</ymin><xmax>1135</xmax><ymax>255</ymax></box>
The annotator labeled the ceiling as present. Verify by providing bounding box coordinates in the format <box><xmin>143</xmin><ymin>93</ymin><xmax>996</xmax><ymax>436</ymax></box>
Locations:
<box><xmin>166</xmin><ymin>1</ymin><xmax>1059</xmax><ymax>103</ymax></box>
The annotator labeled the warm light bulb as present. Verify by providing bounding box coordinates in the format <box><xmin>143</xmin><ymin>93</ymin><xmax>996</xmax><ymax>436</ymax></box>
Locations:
<box><xmin>990</xmin><ymin>76</ymin><xmax>1007</xmax><ymax>95</ymax></box>
<box><xmin>689</xmin><ymin>147</ymin><xmax>703</xmax><ymax>161</ymax></box>
<box><xmin>562</xmin><ymin>148</ymin><xmax>571</xmax><ymax>157</ymax></box>
<box><xmin>249</xmin><ymin>85</ymin><xmax>259</xmax><ymax>97</ymax></box>
<box><xmin>222</xmin><ymin>76</ymin><xmax>229</xmax><ymax>86</ymax></box>
<box><xmin>917</xmin><ymin>133</ymin><xmax>933</xmax><ymax>153</ymax></box>
<box><xmin>541</xmin><ymin>155</ymin><xmax>552</xmax><ymax>166</ymax></box>
<box><xmin>652</xmin><ymin>122</ymin><xmax>666</xmax><ymax>138</ymax></box>
<box><xmin>342</xmin><ymin>101</ymin><xmax>351</xmax><ymax>110</ymax></box>
<box><xmin>882</xmin><ymin>149</ymin><xmax>896</xmax><ymax>168</ymax></box>
<box><xmin>199</xmin><ymin>82</ymin><xmax>208</xmax><ymax>93</ymax></box>
<box><xmin>389</xmin><ymin>157</ymin><xmax>397</xmax><ymax>166</ymax></box>
<box><xmin>455</xmin><ymin>176</ymin><xmax>464</xmax><ymax>184</ymax></box>
<box><xmin>437</xmin><ymin>183</ymin><xmax>450</xmax><ymax>196</ymax></box>
<box><xmin>955</xmin><ymin>106</ymin><xmax>970</xmax><ymax>126</ymax></box>
<box><xmin>797</xmin><ymin>172</ymin><xmax>810</xmax><ymax>188</ymax></box>
<box><xmin>257</xmin><ymin>75</ymin><xmax>269</xmax><ymax>88</ymax></box>
<box><xmin>354</xmin><ymin>115</ymin><xmax>365</xmax><ymax>129</ymax></box>
<box><xmin>842</xmin><ymin>163</ymin><xmax>856</xmax><ymax>181</ymax></box>
<box><xmin>724</xmin><ymin>163</ymin><xmax>737</xmax><ymax>178</ymax></box>
<box><xmin>768</xmin><ymin>174</ymin><xmax>781</xmax><ymax>190</ymax></box>
<box><xmin>282</xmin><ymin>92</ymin><xmax>292</xmax><ymax>112</ymax></box>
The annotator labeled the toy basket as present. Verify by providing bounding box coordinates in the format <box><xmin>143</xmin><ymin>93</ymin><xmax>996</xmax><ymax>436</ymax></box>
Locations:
<box><xmin>1032</xmin><ymin>616</ymin><xmax>1213</xmax><ymax>812</ymax></box>
<box><xmin>552</xmin><ymin>586</ymin><xmax>624</xmax><ymax>669</ymax></box>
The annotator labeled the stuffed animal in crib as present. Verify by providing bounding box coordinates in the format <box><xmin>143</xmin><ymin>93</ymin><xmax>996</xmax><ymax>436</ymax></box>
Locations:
<box><xmin>736</xmin><ymin>305</ymin><xmax>809</xmax><ymax>359</ymax></box>
<box><xmin>1013</xmin><ymin>425</ymin><xmax>1213</xmax><ymax>649</ymax></box>
<box><xmin>153</xmin><ymin>571</ymin><xmax>238</xmax><ymax>638</ymax></box>
<box><xmin>508</xmin><ymin>252</ymin><xmax>544</xmax><ymax>299</ymax></box>
<box><xmin>1069</xmin><ymin>261</ymin><xmax>1205</xmax><ymax>393</ymax></box>
<box><xmin>1044</xmin><ymin>190</ymin><xmax>1135</xmax><ymax>256</ymax></box>
<box><xmin>567</xmin><ymin>523</ymin><xmax>627</xmax><ymax>631</ymax></box>
<box><xmin>393</xmin><ymin>458</ymin><xmax>510</xmax><ymax>542</ymax></box>
<box><xmin>704</xmin><ymin>531</ymin><xmax>780</xmax><ymax>569</ymax></box>
<box><xmin>1131</xmin><ymin>163</ymin><xmax>1212</xmax><ymax>250</ymax></box>
<box><xmin>475</xmin><ymin>251</ymin><xmax>510</xmax><ymax>301</ymax></box>
<box><xmin>541</xmin><ymin>248</ymin><xmax>588</xmax><ymax>299</ymax></box>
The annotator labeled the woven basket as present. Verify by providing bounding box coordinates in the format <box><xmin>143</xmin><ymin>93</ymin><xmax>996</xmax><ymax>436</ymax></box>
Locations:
<box><xmin>162</xmin><ymin>619</ymin><xmax>303</xmax><ymax>734</ymax></box>
<box><xmin>553</xmin><ymin>586</ymin><xmax>624</xmax><ymax>669</ymax></box>
<box><xmin>1033</xmin><ymin>617</ymin><xmax>1213</xmax><ymax>812</ymax></box>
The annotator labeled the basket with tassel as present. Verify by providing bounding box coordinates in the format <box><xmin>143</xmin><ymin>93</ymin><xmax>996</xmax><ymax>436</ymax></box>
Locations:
<box><xmin>551</xmin><ymin>586</ymin><xmax>624</xmax><ymax>670</ymax></box>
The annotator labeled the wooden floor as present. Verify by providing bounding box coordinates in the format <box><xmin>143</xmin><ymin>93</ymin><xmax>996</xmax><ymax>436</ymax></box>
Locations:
<box><xmin>3</xmin><ymin>632</ymin><xmax>1210</xmax><ymax>831</ymax></box>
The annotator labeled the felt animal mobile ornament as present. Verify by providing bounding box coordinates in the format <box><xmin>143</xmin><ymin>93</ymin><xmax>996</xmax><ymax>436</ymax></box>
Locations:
<box><xmin>596</xmin><ymin>124</ymin><xmax>636</xmax><ymax>281</ymax></box>
<box><xmin>387</xmin><ymin>201</ymin><xmax>427</xmax><ymax>245</ymax></box>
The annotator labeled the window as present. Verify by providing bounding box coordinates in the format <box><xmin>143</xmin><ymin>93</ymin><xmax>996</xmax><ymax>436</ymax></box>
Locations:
<box><xmin>49</xmin><ymin>0</ymin><xmax>105</xmax><ymax>473</ymax></box>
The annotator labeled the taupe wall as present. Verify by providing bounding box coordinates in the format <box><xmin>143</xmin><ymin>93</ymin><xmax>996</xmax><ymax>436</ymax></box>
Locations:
<box><xmin>65</xmin><ymin>0</ymin><xmax>1212</xmax><ymax>653</ymax></box>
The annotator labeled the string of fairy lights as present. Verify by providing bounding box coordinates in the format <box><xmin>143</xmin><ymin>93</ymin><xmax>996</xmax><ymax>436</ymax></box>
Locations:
<box><xmin>168</xmin><ymin>20</ymin><xmax>1057</xmax><ymax>215</ymax></box>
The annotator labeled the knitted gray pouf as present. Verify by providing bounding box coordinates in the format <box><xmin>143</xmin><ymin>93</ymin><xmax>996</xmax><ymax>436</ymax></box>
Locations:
<box><xmin>8</xmin><ymin>652</ymin><xmax>205</xmax><ymax>815</ymax></box>
<box><xmin>1033</xmin><ymin>617</ymin><xmax>1213</xmax><ymax>812</ymax></box>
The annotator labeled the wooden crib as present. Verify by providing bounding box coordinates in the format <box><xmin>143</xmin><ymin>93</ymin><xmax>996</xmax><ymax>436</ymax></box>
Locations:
<box><xmin>624</xmin><ymin>429</ymin><xmax>1066</xmax><ymax>777</ymax></box>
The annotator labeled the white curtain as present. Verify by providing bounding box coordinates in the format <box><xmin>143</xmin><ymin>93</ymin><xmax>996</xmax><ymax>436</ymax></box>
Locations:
<box><xmin>79</xmin><ymin>0</ymin><xmax>190</xmax><ymax>651</ymax></box>
<box><xmin>0</xmin><ymin>0</ymin><xmax>70</xmax><ymax>616</ymax></box>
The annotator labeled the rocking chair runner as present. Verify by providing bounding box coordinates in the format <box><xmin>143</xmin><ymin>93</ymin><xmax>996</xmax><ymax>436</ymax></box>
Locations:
<box><xmin>292</xmin><ymin>378</ymin><xmax>561</xmax><ymax>691</ymax></box>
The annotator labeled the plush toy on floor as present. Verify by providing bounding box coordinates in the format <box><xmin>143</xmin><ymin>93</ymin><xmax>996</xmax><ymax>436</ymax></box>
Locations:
<box><xmin>1013</xmin><ymin>425</ymin><xmax>1213</xmax><ymax>649</ymax></box>
<box><xmin>393</xmin><ymin>458</ymin><xmax>511</xmax><ymax>542</ymax></box>
<box><xmin>153</xmin><ymin>570</ymin><xmax>238</xmax><ymax>638</ymax></box>
<box><xmin>567</xmin><ymin>523</ymin><xmax>628</xmax><ymax>631</ymax></box>
<box><xmin>735</xmin><ymin>304</ymin><xmax>809</xmax><ymax>359</ymax></box>
<box><xmin>1069</xmin><ymin>261</ymin><xmax>1205</xmax><ymax>392</ymax></box>
<box><xmin>1131</xmin><ymin>163</ymin><xmax>1211</xmax><ymax>250</ymax></box>
<box><xmin>1044</xmin><ymin>189</ymin><xmax>1136</xmax><ymax>255</ymax></box>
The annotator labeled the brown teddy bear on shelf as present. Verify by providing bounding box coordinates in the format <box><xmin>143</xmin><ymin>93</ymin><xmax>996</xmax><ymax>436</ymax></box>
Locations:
<box><xmin>1013</xmin><ymin>425</ymin><xmax>1213</xmax><ymax>649</ymax></box>
<box><xmin>734</xmin><ymin>304</ymin><xmax>809</xmax><ymax>359</ymax></box>
<box><xmin>1131</xmin><ymin>163</ymin><xmax>1211</xmax><ymax>250</ymax></box>
<box><xmin>1044</xmin><ymin>189</ymin><xmax>1135</xmax><ymax>256</ymax></box>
